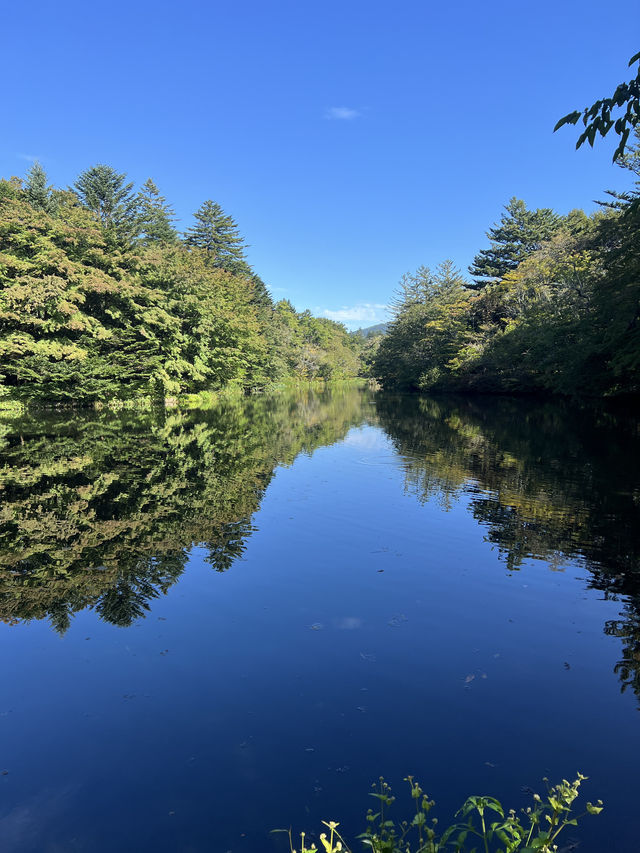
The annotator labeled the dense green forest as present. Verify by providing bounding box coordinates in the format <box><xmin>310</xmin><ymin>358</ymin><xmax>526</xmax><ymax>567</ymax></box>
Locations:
<box><xmin>0</xmin><ymin>164</ymin><xmax>362</xmax><ymax>403</ymax></box>
<box><xmin>372</xmin><ymin>134</ymin><xmax>640</xmax><ymax>397</ymax></box>
<box><xmin>3</xmin><ymin>134</ymin><xmax>640</xmax><ymax>402</ymax></box>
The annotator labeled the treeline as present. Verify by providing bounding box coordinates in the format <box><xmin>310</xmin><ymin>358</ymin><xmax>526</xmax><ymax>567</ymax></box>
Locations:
<box><xmin>0</xmin><ymin>163</ymin><xmax>362</xmax><ymax>403</ymax></box>
<box><xmin>373</xmin><ymin>137</ymin><xmax>640</xmax><ymax>397</ymax></box>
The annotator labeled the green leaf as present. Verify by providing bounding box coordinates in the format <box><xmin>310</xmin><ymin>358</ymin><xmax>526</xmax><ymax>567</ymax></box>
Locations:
<box><xmin>553</xmin><ymin>111</ymin><xmax>581</xmax><ymax>131</ymax></box>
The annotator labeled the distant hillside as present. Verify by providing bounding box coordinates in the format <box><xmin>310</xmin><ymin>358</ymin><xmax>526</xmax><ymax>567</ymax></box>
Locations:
<box><xmin>354</xmin><ymin>322</ymin><xmax>389</xmax><ymax>338</ymax></box>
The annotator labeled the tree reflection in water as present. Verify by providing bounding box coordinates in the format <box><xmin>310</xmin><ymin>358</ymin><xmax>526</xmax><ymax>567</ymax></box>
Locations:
<box><xmin>0</xmin><ymin>386</ymin><xmax>369</xmax><ymax>631</ymax></box>
<box><xmin>1</xmin><ymin>387</ymin><xmax>640</xmax><ymax>706</ymax></box>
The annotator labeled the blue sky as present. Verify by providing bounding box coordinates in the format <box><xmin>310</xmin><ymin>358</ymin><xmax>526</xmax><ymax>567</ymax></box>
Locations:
<box><xmin>3</xmin><ymin>0</ymin><xmax>638</xmax><ymax>328</ymax></box>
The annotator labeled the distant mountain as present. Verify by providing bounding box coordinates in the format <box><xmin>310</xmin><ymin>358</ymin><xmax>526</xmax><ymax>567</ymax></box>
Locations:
<box><xmin>354</xmin><ymin>321</ymin><xmax>389</xmax><ymax>338</ymax></box>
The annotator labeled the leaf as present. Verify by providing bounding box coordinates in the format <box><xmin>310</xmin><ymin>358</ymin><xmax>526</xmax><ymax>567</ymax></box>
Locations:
<box><xmin>576</xmin><ymin>128</ymin><xmax>589</xmax><ymax>149</ymax></box>
<box><xmin>628</xmin><ymin>51</ymin><xmax>640</xmax><ymax>66</ymax></box>
<box><xmin>553</xmin><ymin>111</ymin><xmax>581</xmax><ymax>131</ymax></box>
<box><xmin>484</xmin><ymin>797</ymin><xmax>505</xmax><ymax>817</ymax></box>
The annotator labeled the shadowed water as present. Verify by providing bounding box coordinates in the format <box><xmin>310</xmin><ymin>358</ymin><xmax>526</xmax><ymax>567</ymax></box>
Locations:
<box><xmin>0</xmin><ymin>387</ymin><xmax>638</xmax><ymax>851</ymax></box>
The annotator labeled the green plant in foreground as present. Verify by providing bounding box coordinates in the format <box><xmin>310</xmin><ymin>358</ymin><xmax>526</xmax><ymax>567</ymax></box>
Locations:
<box><xmin>282</xmin><ymin>774</ymin><xmax>603</xmax><ymax>853</ymax></box>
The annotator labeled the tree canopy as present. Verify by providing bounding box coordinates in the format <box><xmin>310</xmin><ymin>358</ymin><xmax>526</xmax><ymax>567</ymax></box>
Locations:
<box><xmin>24</xmin><ymin>161</ymin><xmax>57</xmax><ymax>215</ymax></box>
<box><xmin>136</xmin><ymin>178</ymin><xmax>178</xmax><ymax>245</ymax></box>
<box><xmin>73</xmin><ymin>164</ymin><xmax>139</xmax><ymax>243</ymax></box>
<box><xmin>0</xmin><ymin>165</ymin><xmax>366</xmax><ymax>403</ymax></box>
<box><xmin>468</xmin><ymin>197</ymin><xmax>561</xmax><ymax>288</ymax></box>
<box><xmin>373</xmin><ymin>149</ymin><xmax>640</xmax><ymax>397</ymax></box>
<box><xmin>183</xmin><ymin>200</ymin><xmax>250</xmax><ymax>274</ymax></box>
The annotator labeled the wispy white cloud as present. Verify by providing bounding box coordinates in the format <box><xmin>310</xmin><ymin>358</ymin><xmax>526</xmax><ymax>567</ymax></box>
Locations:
<box><xmin>320</xmin><ymin>302</ymin><xmax>389</xmax><ymax>330</ymax></box>
<box><xmin>325</xmin><ymin>106</ymin><xmax>361</xmax><ymax>121</ymax></box>
<box><xmin>17</xmin><ymin>153</ymin><xmax>40</xmax><ymax>163</ymax></box>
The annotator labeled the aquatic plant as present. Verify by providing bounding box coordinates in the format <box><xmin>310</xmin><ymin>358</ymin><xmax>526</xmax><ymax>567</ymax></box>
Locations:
<box><xmin>282</xmin><ymin>773</ymin><xmax>602</xmax><ymax>853</ymax></box>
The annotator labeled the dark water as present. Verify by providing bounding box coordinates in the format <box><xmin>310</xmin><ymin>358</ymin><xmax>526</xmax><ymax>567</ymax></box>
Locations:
<box><xmin>1</xmin><ymin>387</ymin><xmax>639</xmax><ymax>852</ymax></box>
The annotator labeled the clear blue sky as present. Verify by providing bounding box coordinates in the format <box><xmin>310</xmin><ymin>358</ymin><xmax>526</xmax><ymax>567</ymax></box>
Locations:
<box><xmin>3</xmin><ymin>0</ymin><xmax>638</xmax><ymax>328</ymax></box>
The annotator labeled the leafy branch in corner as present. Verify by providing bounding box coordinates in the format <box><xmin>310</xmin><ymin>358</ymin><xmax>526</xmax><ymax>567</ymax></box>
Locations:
<box><xmin>555</xmin><ymin>51</ymin><xmax>640</xmax><ymax>161</ymax></box>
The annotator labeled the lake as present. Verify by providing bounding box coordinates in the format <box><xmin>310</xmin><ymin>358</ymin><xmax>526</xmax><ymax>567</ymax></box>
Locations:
<box><xmin>0</xmin><ymin>386</ymin><xmax>638</xmax><ymax>852</ymax></box>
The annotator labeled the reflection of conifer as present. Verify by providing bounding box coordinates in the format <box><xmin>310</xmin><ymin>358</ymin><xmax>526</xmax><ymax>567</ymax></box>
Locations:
<box><xmin>48</xmin><ymin>601</ymin><xmax>72</xmax><ymax>635</ymax></box>
<box><xmin>203</xmin><ymin>519</ymin><xmax>254</xmax><ymax>572</ymax></box>
<box><xmin>96</xmin><ymin>578</ymin><xmax>155</xmax><ymax>627</ymax></box>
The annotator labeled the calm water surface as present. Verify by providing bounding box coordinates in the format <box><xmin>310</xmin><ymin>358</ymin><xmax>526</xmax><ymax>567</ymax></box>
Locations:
<box><xmin>0</xmin><ymin>387</ymin><xmax>639</xmax><ymax>851</ymax></box>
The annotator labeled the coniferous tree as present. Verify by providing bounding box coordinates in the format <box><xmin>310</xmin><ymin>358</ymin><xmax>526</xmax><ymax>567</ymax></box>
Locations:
<box><xmin>136</xmin><ymin>178</ymin><xmax>178</xmax><ymax>245</ymax></box>
<box><xmin>24</xmin><ymin>161</ymin><xmax>57</xmax><ymax>215</ymax></box>
<box><xmin>432</xmin><ymin>259</ymin><xmax>468</xmax><ymax>297</ymax></box>
<box><xmin>469</xmin><ymin>197</ymin><xmax>561</xmax><ymax>288</ymax></box>
<box><xmin>249</xmin><ymin>273</ymin><xmax>273</xmax><ymax>310</ymax></box>
<box><xmin>390</xmin><ymin>266</ymin><xmax>433</xmax><ymax>316</ymax></box>
<box><xmin>74</xmin><ymin>164</ymin><xmax>139</xmax><ymax>243</ymax></box>
<box><xmin>183</xmin><ymin>200</ymin><xmax>250</xmax><ymax>274</ymax></box>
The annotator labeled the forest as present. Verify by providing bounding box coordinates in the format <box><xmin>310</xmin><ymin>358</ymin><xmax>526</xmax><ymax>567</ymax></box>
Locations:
<box><xmin>0</xmin><ymin>164</ymin><xmax>363</xmax><ymax>404</ymax></box>
<box><xmin>1</xmin><ymin>132</ymin><xmax>639</xmax><ymax>404</ymax></box>
<box><xmin>371</xmin><ymin>133</ymin><xmax>640</xmax><ymax>398</ymax></box>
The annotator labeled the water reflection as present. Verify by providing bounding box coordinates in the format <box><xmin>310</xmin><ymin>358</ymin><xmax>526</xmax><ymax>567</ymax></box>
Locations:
<box><xmin>0</xmin><ymin>386</ymin><xmax>369</xmax><ymax>631</ymax></box>
<box><xmin>375</xmin><ymin>393</ymin><xmax>640</xmax><ymax>703</ymax></box>
<box><xmin>1</xmin><ymin>387</ymin><xmax>640</xmax><ymax>708</ymax></box>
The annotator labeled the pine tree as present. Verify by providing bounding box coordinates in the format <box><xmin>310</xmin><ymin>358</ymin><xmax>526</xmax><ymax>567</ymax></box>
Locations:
<box><xmin>469</xmin><ymin>197</ymin><xmax>561</xmax><ymax>288</ymax></box>
<box><xmin>136</xmin><ymin>178</ymin><xmax>178</xmax><ymax>245</ymax></box>
<box><xmin>390</xmin><ymin>266</ymin><xmax>433</xmax><ymax>316</ymax></box>
<box><xmin>74</xmin><ymin>164</ymin><xmax>139</xmax><ymax>243</ymax></box>
<box><xmin>24</xmin><ymin>161</ymin><xmax>57</xmax><ymax>215</ymax></box>
<box><xmin>432</xmin><ymin>260</ymin><xmax>468</xmax><ymax>298</ymax></box>
<box><xmin>248</xmin><ymin>273</ymin><xmax>273</xmax><ymax>310</ymax></box>
<box><xmin>183</xmin><ymin>200</ymin><xmax>250</xmax><ymax>274</ymax></box>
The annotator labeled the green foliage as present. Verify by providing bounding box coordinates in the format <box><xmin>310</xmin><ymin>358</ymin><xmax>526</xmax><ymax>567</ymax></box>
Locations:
<box><xmin>73</xmin><ymin>163</ymin><xmax>139</xmax><ymax>243</ymax></box>
<box><xmin>289</xmin><ymin>774</ymin><xmax>602</xmax><ymax>853</ymax></box>
<box><xmin>0</xmin><ymin>189</ymin><xmax>166</xmax><ymax>401</ymax></box>
<box><xmin>268</xmin><ymin>300</ymin><xmax>362</xmax><ymax>382</ymax></box>
<box><xmin>469</xmin><ymin>198</ymin><xmax>562</xmax><ymax>289</ymax></box>
<box><xmin>375</xmin><ymin>160</ymin><xmax>640</xmax><ymax>396</ymax></box>
<box><xmin>0</xmin><ymin>173</ymin><xmax>362</xmax><ymax>403</ymax></box>
<box><xmin>183</xmin><ymin>199</ymin><xmax>250</xmax><ymax>274</ymax></box>
<box><xmin>555</xmin><ymin>51</ymin><xmax>640</xmax><ymax>161</ymax></box>
<box><xmin>136</xmin><ymin>178</ymin><xmax>178</xmax><ymax>245</ymax></box>
<box><xmin>374</xmin><ymin>262</ymin><xmax>472</xmax><ymax>390</ymax></box>
<box><xmin>24</xmin><ymin>161</ymin><xmax>57</xmax><ymax>215</ymax></box>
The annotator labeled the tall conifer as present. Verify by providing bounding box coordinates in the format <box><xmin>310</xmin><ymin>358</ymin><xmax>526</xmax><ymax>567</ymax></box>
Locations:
<box><xmin>137</xmin><ymin>178</ymin><xmax>178</xmax><ymax>245</ymax></box>
<box><xmin>24</xmin><ymin>161</ymin><xmax>57</xmax><ymax>215</ymax></box>
<box><xmin>74</xmin><ymin>164</ymin><xmax>139</xmax><ymax>243</ymax></box>
<box><xmin>469</xmin><ymin>197</ymin><xmax>561</xmax><ymax>289</ymax></box>
<box><xmin>183</xmin><ymin>200</ymin><xmax>250</xmax><ymax>274</ymax></box>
